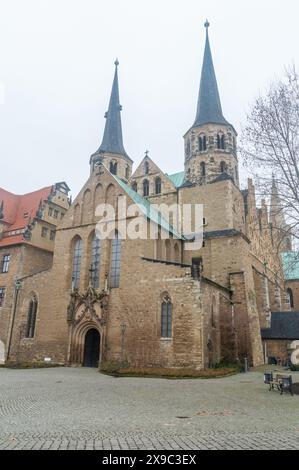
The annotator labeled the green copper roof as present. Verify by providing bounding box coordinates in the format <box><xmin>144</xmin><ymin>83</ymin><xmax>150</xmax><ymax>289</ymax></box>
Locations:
<box><xmin>281</xmin><ymin>252</ymin><xmax>299</xmax><ymax>280</ymax></box>
<box><xmin>167</xmin><ymin>171</ymin><xmax>185</xmax><ymax>188</ymax></box>
<box><xmin>114</xmin><ymin>176</ymin><xmax>184</xmax><ymax>240</ymax></box>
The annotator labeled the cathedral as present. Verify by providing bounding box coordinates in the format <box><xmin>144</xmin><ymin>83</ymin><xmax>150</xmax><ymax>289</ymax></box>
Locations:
<box><xmin>0</xmin><ymin>23</ymin><xmax>297</xmax><ymax>370</ymax></box>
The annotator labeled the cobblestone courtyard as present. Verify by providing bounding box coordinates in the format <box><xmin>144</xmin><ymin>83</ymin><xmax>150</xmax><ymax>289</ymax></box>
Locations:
<box><xmin>0</xmin><ymin>367</ymin><xmax>298</xmax><ymax>450</ymax></box>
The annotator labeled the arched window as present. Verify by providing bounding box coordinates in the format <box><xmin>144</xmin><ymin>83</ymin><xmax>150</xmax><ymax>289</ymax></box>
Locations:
<box><xmin>25</xmin><ymin>296</ymin><xmax>38</xmax><ymax>338</ymax></box>
<box><xmin>161</xmin><ymin>294</ymin><xmax>172</xmax><ymax>338</ymax></box>
<box><xmin>217</xmin><ymin>133</ymin><xmax>225</xmax><ymax>150</ymax></box>
<box><xmin>155</xmin><ymin>177</ymin><xmax>161</xmax><ymax>194</ymax></box>
<box><xmin>109</xmin><ymin>231</ymin><xmax>121</xmax><ymax>288</ymax></box>
<box><xmin>132</xmin><ymin>182</ymin><xmax>137</xmax><ymax>192</ymax></box>
<box><xmin>91</xmin><ymin>234</ymin><xmax>101</xmax><ymax>289</ymax></box>
<box><xmin>144</xmin><ymin>161</ymin><xmax>149</xmax><ymax>175</ymax></box>
<box><xmin>72</xmin><ymin>237</ymin><xmax>82</xmax><ymax>289</ymax></box>
<box><xmin>287</xmin><ymin>288</ymin><xmax>294</xmax><ymax>309</ymax></box>
<box><xmin>200</xmin><ymin>161</ymin><xmax>206</xmax><ymax>177</ymax></box>
<box><xmin>109</xmin><ymin>161</ymin><xmax>117</xmax><ymax>175</ymax></box>
<box><xmin>143</xmin><ymin>179</ymin><xmax>149</xmax><ymax>197</ymax></box>
<box><xmin>198</xmin><ymin>135</ymin><xmax>207</xmax><ymax>152</ymax></box>
<box><xmin>220</xmin><ymin>161</ymin><xmax>227</xmax><ymax>173</ymax></box>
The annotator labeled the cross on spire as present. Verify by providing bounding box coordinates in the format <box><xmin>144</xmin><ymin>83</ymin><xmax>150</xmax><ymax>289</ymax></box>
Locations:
<box><xmin>145</xmin><ymin>150</ymin><xmax>149</xmax><ymax>158</ymax></box>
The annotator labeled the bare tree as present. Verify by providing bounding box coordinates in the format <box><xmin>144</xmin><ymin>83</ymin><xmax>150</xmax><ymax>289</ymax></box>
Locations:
<box><xmin>240</xmin><ymin>66</ymin><xmax>299</xmax><ymax>250</ymax></box>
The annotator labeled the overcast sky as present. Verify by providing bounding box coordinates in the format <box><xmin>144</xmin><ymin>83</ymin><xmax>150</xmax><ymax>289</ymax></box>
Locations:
<box><xmin>0</xmin><ymin>0</ymin><xmax>298</xmax><ymax>197</ymax></box>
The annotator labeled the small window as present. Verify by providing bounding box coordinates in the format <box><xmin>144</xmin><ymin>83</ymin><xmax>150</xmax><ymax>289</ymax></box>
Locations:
<box><xmin>132</xmin><ymin>182</ymin><xmax>137</xmax><ymax>192</ymax></box>
<box><xmin>110</xmin><ymin>161</ymin><xmax>118</xmax><ymax>175</ymax></box>
<box><xmin>198</xmin><ymin>135</ymin><xmax>207</xmax><ymax>152</ymax></box>
<box><xmin>53</xmin><ymin>210</ymin><xmax>59</xmax><ymax>219</ymax></box>
<box><xmin>287</xmin><ymin>288</ymin><xmax>294</xmax><ymax>309</ymax></box>
<box><xmin>217</xmin><ymin>133</ymin><xmax>225</xmax><ymax>150</ymax></box>
<box><xmin>41</xmin><ymin>227</ymin><xmax>48</xmax><ymax>238</ymax></box>
<box><xmin>161</xmin><ymin>294</ymin><xmax>172</xmax><ymax>338</ymax></box>
<box><xmin>2</xmin><ymin>254</ymin><xmax>10</xmax><ymax>273</ymax></box>
<box><xmin>0</xmin><ymin>287</ymin><xmax>5</xmax><ymax>307</ymax></box>
<box><xmin>143</xmin><ymin>179</ymin><xmax>149</xmax><ymax>197</ymax></box>
<box><xmin>125</xmin><ymin>165</ymin><xmax>130</xmax><ymax>180</ymax></box>
<box><xmin>200</xmin><ymin>162</ymin><xmax>206</xmax><ymax>177</ymax></box>
<box><xmin>155</xmin><ymin>177</ymin><xmax>161</xmax><ymax>195</ymax></box>
<box><xmin>48</xmin><ymin>207</ymin><xmax>53</xmax><ymax>217</ymax></box>
<box><xmin>220</xmin><ymin>161</ymin><xmax>227</xmax><ymax>173</ymax></box>
<box><xmin>50</xmin><ymin>230</ymin><xmax>56</xmax><ymax>241</ymax></box>
<box><xmin>25</xmin><ymin>297</ymin><xmax>38</xmax><ymax>338</ymax></box>
<box><xmin>144</xmin><ymin>161</ymin><xmax>149</xmax><ymax>175</ymax></box>
<box><xmin>191</xmin><ymin>257</ymin><xmax>203</xmax><ymax>279</ymax></box>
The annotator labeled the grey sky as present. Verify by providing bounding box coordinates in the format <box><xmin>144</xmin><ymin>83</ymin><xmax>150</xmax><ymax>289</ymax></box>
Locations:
<box><xmin>0</xmin><ymin>0</ymin><xmax>298</xmax><ymax>197</ymax></box>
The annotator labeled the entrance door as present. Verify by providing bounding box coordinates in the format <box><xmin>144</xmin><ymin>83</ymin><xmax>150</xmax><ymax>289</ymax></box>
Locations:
<box><xmin>83</xmin><ymin>329</ymin><xmax>100</xmax><ymax>367</ymax></box>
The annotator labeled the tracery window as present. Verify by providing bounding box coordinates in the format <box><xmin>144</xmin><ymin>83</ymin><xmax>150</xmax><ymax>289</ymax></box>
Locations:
<box><xmin>25</xmin><ymin>296</ymin><xmax>38</xmax><ymax>338</ymax></box>
<box><xmin>72</xmin><ymin>238</ymin><xmax>83</xmax><ymax>289</ymax></box>
<box><xmin>109</xmin><ymin>231</ymin><xmax>121</xmax><ymax>288</ymax></box>
<box><xmin>161</xmin><ymin>294</ymin><xmax>172</xmax><ymax>338</ymax></box>
<box><xmin>91</xmin><ymin>234</ymin><xmax>101</xmax><ymax>289</ymax></box>
<box><xmin>143</xmin><ymin>179</ymin><xmax>149</xmax><ymax>197</ymax></box>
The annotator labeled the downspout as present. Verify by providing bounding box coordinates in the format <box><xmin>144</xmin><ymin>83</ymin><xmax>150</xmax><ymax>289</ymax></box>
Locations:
<box><xmin>6</xmin><ymin>279</ymin><xmax>22</xmax><ymax>361</ymax></box>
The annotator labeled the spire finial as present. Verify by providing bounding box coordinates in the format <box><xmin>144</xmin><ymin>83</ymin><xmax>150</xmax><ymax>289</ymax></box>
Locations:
<box><xmin>204</xmin><ymin>19</ymin><xmax>210</xmax><ymax>30</ymax></box>
<box><xmin>145</xmin><ymin>149</ymin><xmax>149</xmax><ymax>158</ymax></box>
<box><xmin>114</xmin><ymin>58</ymin><xmax>119</xmax><ymax>67</ymax></box>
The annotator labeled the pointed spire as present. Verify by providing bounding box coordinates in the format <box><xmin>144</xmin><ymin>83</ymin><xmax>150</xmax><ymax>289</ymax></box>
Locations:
<box><xmin>193</xmin><ymin>20</ymin><xmax>229</xmax><ymax>128</ymax></box>
<box><xmin>96</xmin><ymin>60</ymin><xmax>130</xmax><ymax>159</ymax></box>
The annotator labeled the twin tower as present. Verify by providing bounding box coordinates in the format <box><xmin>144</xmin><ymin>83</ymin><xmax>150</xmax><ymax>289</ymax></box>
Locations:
<box><xmin>90</xmin><ymin>21</ymin><xmax>239</xmax><ymax>188</ymax></box>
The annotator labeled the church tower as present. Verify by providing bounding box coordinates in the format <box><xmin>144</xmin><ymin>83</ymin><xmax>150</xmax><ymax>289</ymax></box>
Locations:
<box><xmin>90</xmin><ymin>60</ymin><xmax>133</xmax><ymax>181</ymax></box>
<box><xmin>184</xmin><ymin>21</ymin><xmax>239</xmax><ymax>186</ymax></box>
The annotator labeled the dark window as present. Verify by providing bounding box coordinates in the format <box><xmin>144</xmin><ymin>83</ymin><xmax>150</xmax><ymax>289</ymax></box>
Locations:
<box><xmin>132</xmin><ymin>182</ymin><xmax>137</xmax><ymax>192</ymax></box>
<box><xmin>109</xmin><ymin>231</ymin><xmax>121</xmax><ymax>288</ymax></box>
<box><xmin>155</xmin><ymin>177</ymin><xmax>161</xmax><ymax>194</ymax></box>
<box><xmin>41</xmin><ymin>227</ymin><xmax>48</xmax><ymax>238</ymax></box>
<box><xmin>198</xmin><ymin>135</ymin><xmax>207</xmax><ymax>152</ymax></box>
<box><xmin>143</xmin><ymin>179</ymin><xmax>149</xmax><ymax>197</ymax></box>
<box><xmin>25</xmin><ymin>298</ymin><xmax>38</xmax><ymax>338</ymax></box>
<box><xmin>48</xmin><ymin>207</ymin><xmax>53</xmax><ymax>217</ymax></box>
<box><xmin>0</xmin><ymin>287</ymin><xmax>5</xmax><ymax>307</ymax></box>
<box><xmin>50</xmin><ymin>230</ymin><xmax>56</xmax><ymax>241</ymax></box>
<box><xmin>91</xmin><ymin>235</ymin><xmax>101</xmax><ymax>289</ymax></box>
<box><xmin>220</xmin><ymin>161</ymin><xmax>227</xmax><ymax>173</ymax></box>
<box><xmin>191</xmin><ymin>257</ymin><xmax>203</xmax><ymax>279</ymax></box>
<box><xmin>72</xmin><ymin>238</ymin><xmax>82</xmax><ymax>289</ymax></box>
<box><xmin>125</xmin><ymin>165</ymin><xmax>130</xmax><ymax>179</ymax></box>
<box><xmin>287</xmin><ymin>288</ymin><xmax>294</xmax><ymax>309</ymax></box>
<box><xmin>144</xmin><ymin>161</ymin><xmax>149</xmax><ymax>175</ymax></box>
<box><xmin>110</xmin><ymin>161</ymin><xmax>118</xmax><ymax>175</ymax></box>
<box><xmin>53</xmin><ymin>210</ymin><xmax>59</xmax><ymax>219</ymax></box>
<box><xmin>217</xmin><ymin>133</ymin><xmax>225</xmax><ymax>150</ymax></box>
<box><xmin>161</xmin><ymin>294</ymin><xmax>172</xmax><ymax>338</ymax></box>
<box><xmin>2</xmin><ymin>254</ymin><xmax>10</xmax><ymax>273</ymax></box>
<box><xmin>200</xmin><ymin>161</ymin><xmax>206</xmax><ymax>177</ymax></box>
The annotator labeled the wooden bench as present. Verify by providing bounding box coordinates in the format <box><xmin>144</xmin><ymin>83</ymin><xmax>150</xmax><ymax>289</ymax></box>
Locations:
<box><xmin>264</xmin><ymin>372</ymin><xmax>293</xmax><ymax>396</ymax></box>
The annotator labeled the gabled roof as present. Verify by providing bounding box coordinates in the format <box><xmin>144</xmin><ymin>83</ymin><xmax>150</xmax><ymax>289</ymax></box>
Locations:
<box><xmin>281</xmin><ymin>251</ymin><xmax>299</xmax><ymax>280</ymax></box>
<box><xmin>113</xmin><ymin>175</ymin><xmax>184</xmax><ymax>240</ymax></box>
<box><xmin>261</xmin><ymin>311</ymin><xmax>299</xmax><ymax>340</ymax></box>
<box><xmin>166</xmin><ymin>171</ymin><xmax>185</xmax><ymax>188</ymax></box>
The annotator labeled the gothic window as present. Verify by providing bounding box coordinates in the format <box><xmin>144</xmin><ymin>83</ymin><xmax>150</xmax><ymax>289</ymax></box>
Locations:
<box><xmin>217</xmin><ymin>133</ymin><xmax>225</xmax><ymax>150</ymax></box>
<box><xmin>91</xmin><ymin>234</ymin><xmax>101</xmax><ymax>289</ymax></box>
<box><xmin>1</xmin><ymin>254</ymin><xmax>10</xmax><ymax>273</ymax></box>
<box><xmin>145</xmin><ymin>161</ymin><xmax>149</xmax><ymax>175</ymax></box>
<box><xmin>109</xmin><ymin>231</ymin><xmax>121</xmax><ymax>288</ymax></box>
<box><xmin>132</xmin><ymin>182</ymin><xmax>137</xmax><ymax>192</ymax></box>
<box><xmin>198</xmin><ymin>135</ymin><xmax>207</xmax><ymax>152</ymax></box>
<box><xmin>200</xmin><ymin>161</ymin><xmax>206</xmax><ymax>177</ymax></box>
<box><xmin>287</xmin><ymin>288</ymin><xmax>294</xmax><ymax>309</ymax></box>
<box><xmin>155</xmin><ymin>177</ymin><xmax>161</xmax><ymax>195</ymax></box>
<box><xmin>220</xmin><ymin>161</ymin><xmax>227</xmax><ymax>173</ymax></box>
<box><xmin>72</xmin><ymin>237</ymin><xmax>83</xmax><ymax>289</ymax></box>
<box><xmin>110</xmin><ymin>161</ymin><xmax>118</xmax><ymax>175</ymax></box>
<box><xmin>25</xmin><ymin>297</ymin><xmax>38</xmax><ymax>338</ymax></box>
<box><xmin>161</xmin><ymin>294</ymin><xmax>172</xmax><ymax>338</ymax></box>
<box><xmin>143</xmin><ymin>179</ymin><xmax>149</xmax><ymax>197</ymax></box>
<box><xmin>0</xmin><ymin>287</ymin><xmax>5</xmax><ymax>307</ymax></box>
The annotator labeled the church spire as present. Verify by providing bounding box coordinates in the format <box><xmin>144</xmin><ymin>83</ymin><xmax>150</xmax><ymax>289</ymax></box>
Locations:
<box><xmin>193</xmin><ymin>20</ymin><xmax>229</xmax><ymax>128</ymax></box>
<box><xmin>95</xmin><ymin>60</ymin><xmax>130</xmax><ymax>159</ymax></box>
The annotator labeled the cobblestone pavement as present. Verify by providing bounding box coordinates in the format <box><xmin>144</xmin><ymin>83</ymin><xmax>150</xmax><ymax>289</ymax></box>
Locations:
<box><xmin>0</xmin><ymin>368</ymin><xmax>298</xmax><ymax>450</ymax></box>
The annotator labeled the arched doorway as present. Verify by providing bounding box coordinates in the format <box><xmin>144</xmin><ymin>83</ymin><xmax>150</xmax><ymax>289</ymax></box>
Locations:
<box><xmin>83</xmin><ymin>329</ymin><xmax>100</xmax><ymax>367</ymax></box>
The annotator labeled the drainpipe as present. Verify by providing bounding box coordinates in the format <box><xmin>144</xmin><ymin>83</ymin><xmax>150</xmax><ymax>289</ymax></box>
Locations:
<box><xmin>6</xmin><ymin>279</ymin><xmax>22</xmax><ymax>361</ymax></box>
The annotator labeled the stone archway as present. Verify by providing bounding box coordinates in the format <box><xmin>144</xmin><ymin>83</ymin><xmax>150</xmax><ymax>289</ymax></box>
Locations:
<box><xmin>0</xmin><ymin>340</ymin><xmax>5</xmax><ymax>364</ymax></box>
<box><xmin>83</xmin><ymin>329</ymin><xmax>101</xmax><ymax>367</ymax></box>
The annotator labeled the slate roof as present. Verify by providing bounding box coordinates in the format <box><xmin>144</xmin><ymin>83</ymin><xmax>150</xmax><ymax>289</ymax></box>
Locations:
<box><xmin>210</xmin><ymin>171</ymin><xmax>234</xmax><ymax>184</ymax></box>
<box><xmin>281</xmin><ymin>251</ymin><xmax>299</xmax><ymax>281</ymax></box>
<box><xmin>261</xmin><ymin>311</ymin><xmax>299</xmax><ymax>340</ymax></box>
<box><xmin>94</xmin><ymin>61</ymin><xmax>131</xmax><ymax>162</ymax></box>
<box><xmin>193</xmin><ymin>24</ymin><xmax>230</xmax><ymax>128</ymax></box>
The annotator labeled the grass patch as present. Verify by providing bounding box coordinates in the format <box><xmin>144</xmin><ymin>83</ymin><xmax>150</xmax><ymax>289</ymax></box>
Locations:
<box><xmin>100</xmin><ymin>365</ymin><xmax>238</xmax><ymax>379</ymax></box>
<box><xmin>0</xmin><ymin>361</ymin><xmax>63</xmax><ymax>369</ymax></box>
